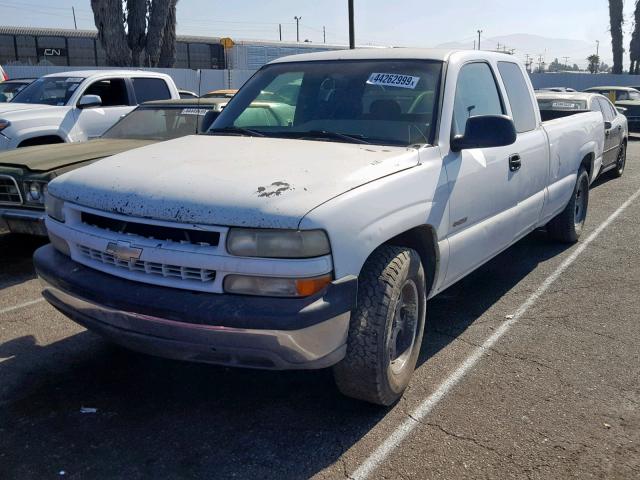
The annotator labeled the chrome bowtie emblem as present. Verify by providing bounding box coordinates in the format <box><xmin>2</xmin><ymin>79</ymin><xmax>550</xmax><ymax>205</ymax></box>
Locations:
<box><xmin>105</xmin><ymin>241</ymin><xmax>143</xmax><ymax>261</ymax></box>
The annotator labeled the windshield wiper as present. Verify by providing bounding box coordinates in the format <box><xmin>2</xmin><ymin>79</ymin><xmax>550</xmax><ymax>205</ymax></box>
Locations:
<box><xmin>294</xmin><ymin>130</ymin><xmax>371</xmax><ymax>144</ymax></box>
<box><xmin>207</xmin><ymin>126</ymin><xmax>266</xmax><ymax>137</ymax></box>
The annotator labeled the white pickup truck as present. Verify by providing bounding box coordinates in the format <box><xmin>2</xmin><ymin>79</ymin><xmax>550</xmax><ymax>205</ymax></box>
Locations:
<box><xmin>0</xmin><ymin>70</ymin><xmax>179</xmax><ymax>150</ymax></box>
<box><xmin>35</xmin><ymin>49</ymin><xmax>604</xmax><ymax>405</ymax></box>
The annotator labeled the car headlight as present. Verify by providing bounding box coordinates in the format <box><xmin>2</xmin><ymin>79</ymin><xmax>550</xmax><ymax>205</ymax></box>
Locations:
<box><xmin>23</xmin><ymin>181</ymin><xmax>47</xmax><ymax>204</ymax></box>
<box><xmin>226</xmin><ymin>229</ymin><xmax>330</xmax><ymax>258</ymax></box>
<box><xmin>44</xmin><ymin>192</ymin><xmax>65</xmax><ymax>222</ymax></box>
<box><xmin>0</xmin><ymin>119</ymin><xmax>10</xmax><ymax>132</ymax></box>
<box><xmin>224</xmin><ymin>274</ymin><xmax>332</xmax><ymax>297</ymax></box>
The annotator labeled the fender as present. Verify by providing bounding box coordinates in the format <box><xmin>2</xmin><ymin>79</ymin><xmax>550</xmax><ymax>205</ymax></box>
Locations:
<box><xmin>299</xmin><ymin>147</ymin><xmax>450</xmax><ymax>291</ymax></box>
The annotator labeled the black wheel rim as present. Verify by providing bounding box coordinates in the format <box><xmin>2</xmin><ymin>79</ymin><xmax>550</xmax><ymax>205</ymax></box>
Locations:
<box><xmin>574</xmin><ymin>177</ymin><xmax>588</xmax><ymax>227</ymax></box>
<box><xmin>617</xmin><ymin>145</ymin><xmax>626</xmax><ymax>174</ymax></box>
<box><xmin>389</xmin><ymin>280</ymin><xmax>419</xmax><ymax>375</ymax></box>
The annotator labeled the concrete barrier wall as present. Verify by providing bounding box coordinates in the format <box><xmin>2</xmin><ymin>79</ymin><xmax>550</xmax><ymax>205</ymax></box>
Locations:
<box><xmin>11</xmin><ymin>65</ymin><xmax>640</xmax><ymax>96</ymax></box>
<box><xmin>529</xmin><ymin>73</ymin><xmax>640</xmax><ymax>91</ymax></box>
<box><xmin>3</xmin><ymin>65</ymin><xmax>255</xmax><ymax>94</ymax></box>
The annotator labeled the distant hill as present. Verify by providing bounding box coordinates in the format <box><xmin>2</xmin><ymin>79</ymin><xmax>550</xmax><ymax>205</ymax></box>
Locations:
<box><xmin>435</xmin><ymin>33</ymin><xmax>603</xmax><ymax>68</ymax></box>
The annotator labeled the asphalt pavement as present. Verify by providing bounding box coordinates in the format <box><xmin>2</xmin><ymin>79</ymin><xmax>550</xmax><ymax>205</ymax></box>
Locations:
<box><xmin>1</xmin><ymin>142</ymin><xmax>639</xmax><ymax>479</ymax></box>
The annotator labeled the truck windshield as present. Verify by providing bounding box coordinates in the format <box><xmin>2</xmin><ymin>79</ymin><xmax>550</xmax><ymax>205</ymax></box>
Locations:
<box><xmin>11</xmin><ymin>77</ymin><xmax>85</xmax><ymax>105</ymax></box>
<box><xmin>209</xmin><ymin>59</ymin><xmax>443</xmax><ymax>146</ymax></box>
<box><xmin>102</xmin><ymin>106</ymin><xmax>209</xmax><ymax>140</ymax></box>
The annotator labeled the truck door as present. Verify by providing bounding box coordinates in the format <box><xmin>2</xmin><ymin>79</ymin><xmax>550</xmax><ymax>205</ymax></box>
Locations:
<box><xmin>72</xmin><ymin>78</ymin><xmax>134</xmax><ymax>141</ymax></box>
<box><xmin>596</xmin><ymin>97</ymin><xmax>622</xmax><ymax>167</ymax></box>
<box><xmin>496</xmin><ymin>61</ymin><xmax>549</xmax><ymax>239</ymax></box>
<box><xmin>443</xmin><ymin>62</ymin><xmax>520</xmax><ymax>285</ymax></box>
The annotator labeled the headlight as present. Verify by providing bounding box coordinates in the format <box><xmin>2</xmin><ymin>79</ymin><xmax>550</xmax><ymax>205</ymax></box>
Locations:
<box><xmin>0</xmin><ymin>119</ymin><xmax>10</xmax><ymax>132</ymax></box>
<box><xmin>44</xmin><ymin>192</ymin><xmax>65</xmax><ymax>222</ymax></box>
<box><xmin>23</xmin><ymin>181</ymin><xmax>47</xmax><ymax>204</ymax></box>
<box><xmin>226</xmin><ymin>229</ymin><xmax>330</xmax><ymax>258</ymax></box>
<box><xmin>224</xmin><ymin>274</ymin><xmax>332</xmax><ymax>297</ymax></box>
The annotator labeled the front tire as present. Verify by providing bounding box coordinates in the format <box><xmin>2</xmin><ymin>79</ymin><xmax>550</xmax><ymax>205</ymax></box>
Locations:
<box><xmin>333</xmin><ymin>246</ymin><xmax>426</xmax><ymax>406</ymax></box>
<box><xmin>547</xmin><ymin>167</ymin><xmax>590</xmax><ymax>243</ymax></box>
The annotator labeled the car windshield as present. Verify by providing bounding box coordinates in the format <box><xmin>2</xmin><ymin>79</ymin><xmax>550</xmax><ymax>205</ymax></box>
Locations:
<box><xmin>0</xmin><ymin>81</ymin><xmax>31</xmax><ymax>102</ymax></box>
<box><xmin>537</xmin><ymin>99</ymin><xmax>588</xmax><ymax>110</ymax></box>
<box><xmin>209</xmin><ymin>59</ymin><xmax>443</xmax><ymax>146</ymax></box>
<box><xmin>11</xmin><ymin>76</ymin><xmax>85</xmax><ymax>105</ymax></box>
<box><xmin>102</xmin><ymin>106</ymin><xmax>212</xmax><ymax>140</ymax></box>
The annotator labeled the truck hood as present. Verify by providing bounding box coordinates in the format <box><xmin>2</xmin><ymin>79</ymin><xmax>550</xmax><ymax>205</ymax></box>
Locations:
<box><xmin>0</xmin><ymin>102</ymin><xmax>53</xmax><ymax>115</ymax></box>
<box><xmin>49</xmin><ymin>135</ymin><xmax>419</xmax><ymax>228</ymax></box>
<box><xmin>0</xmin><ymin>139</ymin><xmax>156</xmax><ymax>173</ymax></box>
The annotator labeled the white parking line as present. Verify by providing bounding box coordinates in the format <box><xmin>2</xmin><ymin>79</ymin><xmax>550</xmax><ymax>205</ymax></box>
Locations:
<box><xmin>351</xmin><ymin>185</ymin><xmax>640</xmax><ymax>480</ymax></box>
<box><xmin>0</xmin><ymin>298</ymin><xmax>45</xmax><ymax>315</ymax></box>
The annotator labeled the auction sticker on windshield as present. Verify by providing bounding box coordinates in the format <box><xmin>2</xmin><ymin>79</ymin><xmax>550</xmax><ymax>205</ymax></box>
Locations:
<box><xmin>181</xmin><ymin>108</ymin><xmax>209</xmax><ymax>115</ymax></box>
<box><xmin>367</xmin><ymin>73</ymin><xmax>420</xmax><ymax>89</ymax></box>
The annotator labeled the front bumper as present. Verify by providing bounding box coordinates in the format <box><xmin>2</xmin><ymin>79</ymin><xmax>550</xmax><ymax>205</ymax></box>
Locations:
<box><xmin>34</xmin><ymin>245</ymin><xmax>358</xmax><ymax>370</ymax></box>
<box><xmin>0</xmin><ymin>207</ymin><xmax>46</xmax><ymax>235</ymax></box>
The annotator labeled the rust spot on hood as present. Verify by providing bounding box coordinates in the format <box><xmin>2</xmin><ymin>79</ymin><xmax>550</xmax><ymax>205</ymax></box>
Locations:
<box><xmin>256</xmin><ymin>181</ymin><xmax>294</xmax><ymax>198</ymax></box>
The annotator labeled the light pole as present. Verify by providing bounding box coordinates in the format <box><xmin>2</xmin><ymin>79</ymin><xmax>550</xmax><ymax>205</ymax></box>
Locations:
<box><xmin>596</xmin><ymin>40</ymin><xmax>600</xmax><ymax>73</ymax></box>
<box><xmin>348</xmin><ymin>0</ymin><xmax>355</xmax><ymax>49</ymax></box>
<box><xmin>294</xmin><ymin>16</ymin><xmax>301</xmax><ymax>42</ymax></box>
<box><xmin>477</xmin><ymin>30</ymin><xmax>482</xmax><ymax>50</ymax></box>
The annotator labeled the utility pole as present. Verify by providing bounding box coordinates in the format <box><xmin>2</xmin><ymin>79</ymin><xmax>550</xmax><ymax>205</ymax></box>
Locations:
<box><xmin>477</xmin><ymin>30</ymin><xmax>483</xmax><ymax>50</ymax></box>
<box><xmin>279</xmin><ymin>24</ymin><xmax>282</xmax><ymax>41</ymax></box>
<box><xmin>596</xmin><ymin>40</ymin><xmax>600</xmax><ymax>73</ymax></box>
<box><xmin>563</xmin><ymin>56</ymin><xmax>570</xmax><ymax>67</ymax></box>
<box><xmin>473</xmin><ymin>40</ymin><xmax>476</xmax><ymax>50</ymax></box>
<box><xmin>496</xmin><ymin>42</ymin><xmax>501</xmax><ymax>51</ymax></box>
<box><xmin>348</xmin><ymin>0</ymin><xmax>355</xmax><ymax>49</ymax></box>
<box><xmin>323</xmin><ymin>26</ymin><xmax>326</xmax><ymax>44</ymax></box>
<box><xmin>72</xmin><ymin>6</ymin><xmax>77</xmax><ymax>30</ymax></box>
<box><xmin>294</xmin><ymin>16</ymin><xmax>301</xmax><ymax>42</ymax></box>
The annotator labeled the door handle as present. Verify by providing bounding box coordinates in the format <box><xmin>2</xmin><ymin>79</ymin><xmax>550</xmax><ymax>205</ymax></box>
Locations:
<box><xmin>617</xmin><ymin>125</ymin><xmax>622</xmax><ymax>131</ymax></box>
<box><xmin>509</xmin><ymin>154</ymin><xmax>521</xmax><ymax>172</ymax></box>
<box><xmin>605</xmin><ymin>129</ymin><xmax>611</xmax><ymax>137</ymax></box>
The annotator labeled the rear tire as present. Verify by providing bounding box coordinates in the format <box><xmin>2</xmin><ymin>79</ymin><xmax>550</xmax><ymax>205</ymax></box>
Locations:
<box><xmin>547</xmin><ymin>167</ymin><xmax>590</xmax><ymax>243</ymax></box>
<box><xmin>612</xmin><ymin>142</ymin><xmax>626</xmax><ymax>178</ymax></box>
<box><xmin>333</xmin><ymin>245</ymin><xmax>426</xmax><ymax>406</ymax></box>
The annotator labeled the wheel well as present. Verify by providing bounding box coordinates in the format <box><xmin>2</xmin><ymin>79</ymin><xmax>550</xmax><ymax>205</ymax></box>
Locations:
<box><xmin>581</xmin><ymin>153</ymin><xmax>593</xmax><ymax>179</ymax></box>
<box><xmin>18</xmin><ymin>136</ymin><xmax>64</xmax><ymax>148</ymax></box>
<box><xmin>384</xmin><ymin>225</ymin><xmax>439</xmax><ymax>297</ymax></box>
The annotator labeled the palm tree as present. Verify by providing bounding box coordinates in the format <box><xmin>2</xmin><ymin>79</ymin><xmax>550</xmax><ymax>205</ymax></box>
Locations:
<box><xmin>609</xmin><ymin>0</ymin><xmax>624</xmax><ymax>74</ymax></box>
<box><xmin>630</xmin><ymin>1</ymin><xmax>640</xmax><ymax>74</ymax></box>
<box><xmin>587</xmin><ymin>54</ymin><xmax>601</xmax><ymax>74</ymax></box>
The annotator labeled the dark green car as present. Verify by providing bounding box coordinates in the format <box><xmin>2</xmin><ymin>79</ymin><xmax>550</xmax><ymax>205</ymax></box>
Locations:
<box><xmin>0</xmin><ymin>98</ymin><xmax>221</xmax><ymax>236</ymax></box>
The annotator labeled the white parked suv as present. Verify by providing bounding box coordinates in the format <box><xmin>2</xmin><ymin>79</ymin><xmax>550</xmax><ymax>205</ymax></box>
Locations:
<box><xmin>0</xmin><ymin>70</ymin><xmax>179</xmax><ymax>150</ymax></box>
<box><xmin>35</xmin><ymin>49</ymin><xmax>604</xmax><ymax>405</ymax></box>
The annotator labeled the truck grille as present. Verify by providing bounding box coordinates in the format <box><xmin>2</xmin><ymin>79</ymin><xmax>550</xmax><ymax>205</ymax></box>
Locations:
<box><xmin>77</xmin><ymin>244</ymin><xmax>216</xmax><ymax>283</ymax></box>
<box><xmin>81</xmin><ymin>212</ymin><xmax>220</xmax><ymax>247</ymax></box>
<box><xmin>0</xmin><ymin>175</ymin><xmax>22</xmax><ymax>205</ymax></box>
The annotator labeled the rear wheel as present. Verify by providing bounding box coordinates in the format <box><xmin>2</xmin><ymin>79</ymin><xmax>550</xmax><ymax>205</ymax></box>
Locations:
<box><xmin>547</xmin><ymin>167</ymin><xmax>590</xmax><ymax>243</ymax></box>
<box><xmin>333</xmin><ymin>245</ymin><xmax>426</xmax><ymax>406</ymax></box>
<box><xmin>612</xmin><ymin>142</ymin><xmax>627</xmax><ymax>178</ymax></box>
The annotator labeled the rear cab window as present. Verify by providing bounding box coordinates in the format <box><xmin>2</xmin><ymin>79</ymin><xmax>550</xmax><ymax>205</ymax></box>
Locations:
<box><xmin>132</xmin><ymin>78</ymin><xmax>172</xmax><ymax>103</ymax></box>
<box><xmin>497</xmin><ymin>62</ymin><xmax>537</xmax><ymax>133</ymax></box>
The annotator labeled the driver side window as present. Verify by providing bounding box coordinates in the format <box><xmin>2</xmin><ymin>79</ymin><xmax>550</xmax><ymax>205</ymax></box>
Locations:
<box><xmin>81</xmin><ymin>79</ymin><xmax>130</xmax><ymax>107</ymax></box>
<box><xmin>452</xmin><ymin>63</ymin><xmax>504</xmax><ymax>136</ymax></box>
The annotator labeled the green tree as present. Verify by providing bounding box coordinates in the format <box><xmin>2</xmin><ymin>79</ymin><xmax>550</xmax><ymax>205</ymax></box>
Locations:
<box><xmin>630</xmin><ymin>1</ymin><xmax>640</xmax><ymax>74</ymax></box>
<box><xmin>90</xmin><ymin>0</ymin><xmax>179</xmax><ymax>67</ymax></box>
<box><xmin>587</xmin><ymin>54</ymin><xmax>601</xmax><ymax>74</ymax></box>
<box><xmin>609</xmin><ymin>0</ymin><xmax>624</xmax><ymax>74</ymax></box>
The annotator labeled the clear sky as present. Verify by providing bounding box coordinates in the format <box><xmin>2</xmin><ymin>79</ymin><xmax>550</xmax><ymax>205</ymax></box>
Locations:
<box><xmin>0</xmin><ymin>0</ymin><xmax>636</xmax><ymax>66</ymax></box>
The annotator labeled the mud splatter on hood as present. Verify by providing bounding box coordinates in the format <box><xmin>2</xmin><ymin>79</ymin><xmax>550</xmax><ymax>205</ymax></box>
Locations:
<box><xmin>48</xmin><ymin>135</ymin><xmax>420</xmax><ymax>228</ymax></box>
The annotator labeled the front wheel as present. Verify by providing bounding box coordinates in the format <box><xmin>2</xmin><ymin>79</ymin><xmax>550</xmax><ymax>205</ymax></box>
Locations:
<box><xmin>333</xmin><ymin>246</ymin><xmax>426</xmax><ymax>406</ymax></box>
<box><xmin>547</xmin><ymin>167</ymin><xmax>590</xmax><ymax>243</ymax></box>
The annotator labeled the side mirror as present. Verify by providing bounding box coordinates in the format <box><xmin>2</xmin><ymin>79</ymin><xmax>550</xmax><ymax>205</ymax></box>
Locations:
<box><xmin>604</xmin><ymin>121</ymin><xmax>613</xmax><ymax>130</ymax></box>
<box><xmin>451</xmin><ymin>115</ymin><xmax>517</xmax><ymax>152</ymax></box>
<box><xmin>78</xmin><ymin>94</ymin><xmax>102</xmax><ymax>109</ymax></box>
